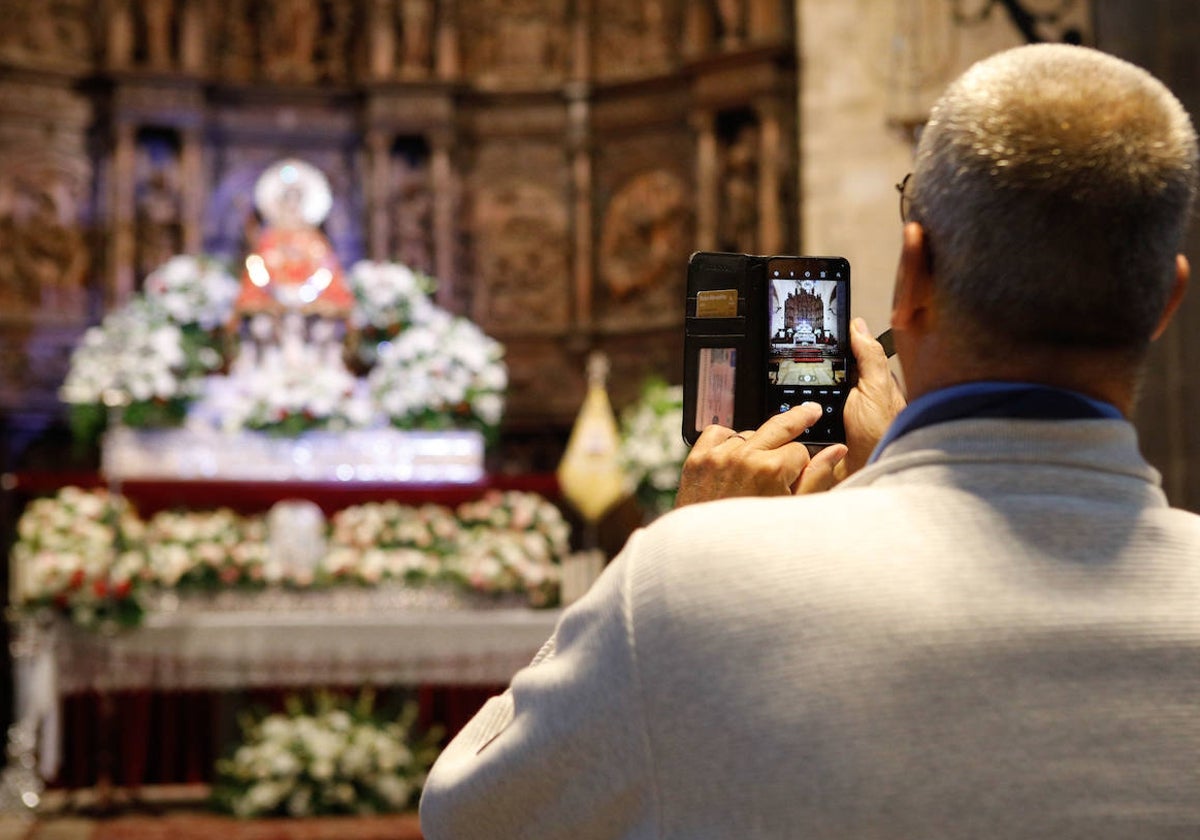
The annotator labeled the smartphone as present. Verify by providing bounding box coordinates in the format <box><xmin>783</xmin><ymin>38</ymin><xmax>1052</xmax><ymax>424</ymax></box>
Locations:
<box><xmin>683</xmin><ymin>252</ymin><xmax>853</xmax><ymax>446</ymax></box>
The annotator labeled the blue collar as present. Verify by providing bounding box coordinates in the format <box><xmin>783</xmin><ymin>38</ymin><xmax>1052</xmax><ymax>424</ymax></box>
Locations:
<box><xmin>868</xmin><ymin>381</ymin><xmax>1123</xmax><ymax>464</ymax></box>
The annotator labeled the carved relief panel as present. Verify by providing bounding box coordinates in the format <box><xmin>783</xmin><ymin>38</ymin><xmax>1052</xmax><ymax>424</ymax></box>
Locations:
<box><xmin>717</xmin><ymin>110</ymin><xmax>760</xmax><ymax>253</ymax></box>
<box><xmin>212</xmin><ymin>0</ymin><xmax>357</xmax><ymax>84</ymax></box>
<box><xmin>593</xmin><ymin>0</ymin><xmax>681</xmax><ymax>80</ymax></box>
<box><xmin>0</xmin><ymin>0</ymin><xmax>95</xmax><ymax>72</ymax></box>
<box><xmin>594</xmin><ymin>130</ymin><xmax>694</xmax><ymax>329</ymax></box>
<box><xmin>388</xmin><ymin>139</ymin><xmax>435</xmax><ymax>274</ymax></box>
<box><xmin>458</xmin><ymin>0</ymin><xmax>569</xmax><ymax>88</ymax></box>
<box><xmin>468</xmin><ymin>142</ymin><xmax>571</xmax><ymax>335</ymax></box>
<box><xmin>134</xmin><ymin>129</ymin><xmax>184</xmax><ymax>283</ymax></box>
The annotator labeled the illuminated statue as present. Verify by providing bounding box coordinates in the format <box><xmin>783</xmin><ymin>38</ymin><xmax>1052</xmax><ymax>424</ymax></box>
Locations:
<box><xmin>233</xmin><ymin>159</ymin><xmax>355</xmax><ymax>374</ymax></box>
<box><xmin>235</xmin><ymin>159</ymin><xmax>354</xmax><ymax>317</ymax></box>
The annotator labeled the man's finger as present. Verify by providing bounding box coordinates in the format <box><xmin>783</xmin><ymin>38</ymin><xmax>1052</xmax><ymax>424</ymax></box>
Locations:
<box><xmin>690</xmin><ymin>422</ymin><xmax>739</xmax><ymax>457</ymax></box>
<box><xmin>794</xmin><ymin>443</ymin><xmax>847</xmax><ymax>494</ymax></box>
<box><xmin>851</xmin><ymin>317</ymin><xmax>891</xmax><ymax>388</ymax></box>
<box><xmin>745</xmin><ymin>403</ymin><xmax>822</xmax><ymax>450</ymax></box>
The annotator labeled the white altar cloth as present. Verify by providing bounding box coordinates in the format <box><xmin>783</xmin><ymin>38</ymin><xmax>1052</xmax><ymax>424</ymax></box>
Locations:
<box><xmin>55</xmin><ymin>606</ymin><xmax>560</xmax><ymax>692</ymax></box>
<box><xmin>10</xmin><ymin>604</ymin><xmax>561</xmax><ymax>782</ymax></box>
<box><xmin>102</xmin><ymin>426</ymin><xmax>485</xmax><ymax>483</ymax></box>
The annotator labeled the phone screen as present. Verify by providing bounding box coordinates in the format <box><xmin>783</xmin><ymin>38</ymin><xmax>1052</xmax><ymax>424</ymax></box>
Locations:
<box><xmin>765</xmin><ymin>257</ymin><xmax>851</xmax><ymax>444</ymax></box>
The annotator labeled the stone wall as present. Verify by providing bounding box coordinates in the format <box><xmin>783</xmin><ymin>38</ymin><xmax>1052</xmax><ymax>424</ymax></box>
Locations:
<box><xmin>795</xmin><ymin>0</ymin><xmax>1091</xmax><ymax>334</ymax></box>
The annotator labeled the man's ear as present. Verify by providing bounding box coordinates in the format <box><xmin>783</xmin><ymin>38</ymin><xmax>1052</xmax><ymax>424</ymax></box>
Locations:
<box><xmin>890</xmin><ymin>222</ymin><xmax>936</xmax><ymax>333</ymax></box>
<box><xmin>1151</xmin><ymin>254</ymin><xmax>1190</xmax><ymax>341</ymax></box>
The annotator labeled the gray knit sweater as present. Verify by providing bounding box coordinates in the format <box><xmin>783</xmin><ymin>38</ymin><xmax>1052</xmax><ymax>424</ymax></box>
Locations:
<box><xmin>421</xmin><ymin>418</ymin><xmax>1200</xmax><ymax>839</ymax></box>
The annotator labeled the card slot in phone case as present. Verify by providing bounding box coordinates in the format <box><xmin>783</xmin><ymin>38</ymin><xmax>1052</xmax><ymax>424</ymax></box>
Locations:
<box><xmin>685</xmin><ymin>316</ymin><xmax>746</xmax><ymax>336</ymax></box>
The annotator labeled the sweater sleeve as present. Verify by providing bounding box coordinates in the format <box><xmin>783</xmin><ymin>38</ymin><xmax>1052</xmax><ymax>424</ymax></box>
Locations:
<box><xmin>419</xmin><ymin>532</ymin><xmax>659</xmax><ymax>840</ymax></box>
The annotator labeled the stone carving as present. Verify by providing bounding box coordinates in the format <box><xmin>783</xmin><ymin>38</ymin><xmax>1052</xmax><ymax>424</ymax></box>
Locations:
<box><xmin>318</xmin><ymin>2</ymin><xmax>354</xmax><ymax>83</ymax></box>
<box><xmin>600</xmin><ymin>170</ymin><xmax>689</xmax><ymax>306</ymax></box>
<box><xmin>594</xmin><ymin>0</ymin><xmax>675</xmax><ymax>78</ymax></box>
<box><xmin>262</xmin><ymin>0</ymin><xmax>320</xmax><ymax>83</ymax></box>
<box><xmin>211</xmin><ymin>1</ymin><xmax>351</xmax><ymax>84</ymax></box>
<box><xmin>134</xmin><ymin>140</ymin><xmax>184</xmax><ymax>283</ymax></box>
<box><xmin>718</xmin><ymin>123</ymin><xmax>759</xmax><ymax>253</ymax></box>
<box><xmin>389</xmin><ymin>155</ymin><xmax>434</xmax><ymax>274</ymax></box>
<box><xmin>217</xmin><ymin>0</ymin><xmax>257</xmax><ymax>81</ymax></box>
<box><xmin>717</xmin><ymin>0</ymin><xmax>746</xmax><ymax>47</ymax></box>
<box><xmin>399</xmin><ymin>0</ymin><xmax>435</xmax><ymax>77</ymax></box>
<box><xmin>459</xmin><ymin>0</ymin><xmax>568</xmax><ymax>86</ymax></box>
<box><xmin>138</xmin><ymin>0</ymin><xmax>177</xmax><ymax>69</ymax></box>
<box><xmin>0</xmin><ymin>0</ymin><xmax>93</xmax><ymax>69</ymax></box>
<box><xmin>472</xmin><ymin>181</ymin><xmax>569</xmax><ymax>330</ymax></box>
<box><xmin>0</xmin><ymin>169</ymin><xmax>88</xmax><ymax>318</ymax></box>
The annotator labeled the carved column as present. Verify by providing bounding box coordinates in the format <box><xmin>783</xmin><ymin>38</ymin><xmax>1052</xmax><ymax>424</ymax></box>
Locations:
<box><xmin>180</xmin><ymin>0</ymin><xmax>206</xmax><ymax>73</ymax></box>
<box><xmin>748</xmin><ymin>0</ymin><xmax>784</xmax><ymax>41</ymax></box>
<box><xmin>112</xmin><ymin>123</ymin><xmax>138</xmax><ymax>304</ymax></box>
<box><xmin>180</xmin><ymin>127</ymin><xmax>203</xmax><ymax>253</ymax></box>
<box><xmin>366</xmin><ymin>131</ymin><xmax>392</xmax><ymax>260</ymax></box>
<box><xmin>430</xmin><ymin>130</ymin><xmax>456</xmax><ymax>306</ymax></box>
<box><xmin>107</xmin><ymin>0</ymin><xmax>134</xmax><ymax>70</ymax></box>
<box><xmin>683</xmin><ymin>3</ymin><xmax>713</xmax><ymax>58</ymax></box>
<box><xmin>436</xmin><ymin>0</ymin><xmax>460</xmax><ymax>80</ymax></box>
<box><xmin>692</xmin><ymin>110</ymin><xmax>719</xmax><ymax>251</ymax></box>
<box><xmin>369</xmin><ymin>0</ymin><xmax>397</xmax><ymax>81</ymax></box>
<box><xmin>571</xmin><ymin>0</ymin><xmax>591</xmax><ymax>81</ymax></box>
<box><xmin>755</xmin><ymin>97</ymin><xmax>783</xmax><ymax>254</ymax></box>
<box><xmin>567</xmin><ymin>0</ymin><xmax>593</xmax><ymax>326</ymax></box>
<box><xmin>567</xmin><ymin>87</ymin><xmax>593</xmax><ymax>327</ymax></box>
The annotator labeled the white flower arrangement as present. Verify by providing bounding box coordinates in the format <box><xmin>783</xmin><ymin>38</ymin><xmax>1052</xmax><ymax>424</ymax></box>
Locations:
<box><xmin>212</xmin><ymin>691</ymin><xmax>438</xmax><ymax>818</ymax></box>
<box><xmin>141</xmin><ymin>508</ymin><xmax>271</xmax><ymax>590</ymax></box>
<box><xmin>61</xmin><ymin>255</ymin><xmax>507</xmax><ymax>442</ymax></box>
<box><xmin>224</xmin><ymin>354</ymin><xmax>375</xmax><ymax>436</ymax></box>
<box><xmin>13</xmin><ymin>488</ymin><xmax>572</xmax><ymax>627</ymax></box>
<box><xmin>143</xmin><ymin>254</ymin><xmax>240</xmax><ymax>331</ymax></box>
<box><xmin>619</xmin><ymin>379</ymin><xmax>689</xmax><ymax>517</ymax></box>
<box><xmin>60</xmin><ymin>257</ymin><xmax>237</xmax><ymax>438</ymax></box>
<box><xmin>347</xmin><ymin>260</ymin><xmax>436</xmax><ymax>333</ymax></box>
<box><xmin>368</xmin><ymin>306</ymin><xmax>508</xmax><ymax>440</ymax></box>
<box><xmin>447</xmin><ymin>491</ymin><xmax>571</xmax><ymax>606</ymax></box>
<box><xmin>11</xmin><ymin>487</ymin><xmax>146</xmax><ymax>628</ymax></box>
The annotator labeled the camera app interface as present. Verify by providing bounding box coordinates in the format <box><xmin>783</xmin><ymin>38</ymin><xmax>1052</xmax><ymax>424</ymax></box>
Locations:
<box><xmin>766</xmin><ymin>266</ymin><xmax>849</xmax><ymax>441</ymax></box>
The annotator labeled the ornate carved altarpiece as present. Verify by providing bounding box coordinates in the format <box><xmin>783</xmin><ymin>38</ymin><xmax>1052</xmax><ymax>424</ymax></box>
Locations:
<box><xmin>0</xmin><ymin>0</ymin><xmax>797</xmax><ymax>469</ymax></box>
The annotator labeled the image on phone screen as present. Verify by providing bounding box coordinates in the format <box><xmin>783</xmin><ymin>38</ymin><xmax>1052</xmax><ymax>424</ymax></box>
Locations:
<box><xmin>765</xmin><ymin>262</ymin><xmax>850</xmax><ymax>441</ymax></box>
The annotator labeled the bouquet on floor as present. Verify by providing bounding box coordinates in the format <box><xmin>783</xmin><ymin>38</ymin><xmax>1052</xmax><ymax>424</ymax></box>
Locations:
<box><xmin>212</xmin><ymin>690</ymin><xmax>440</xmax><ymax>818</ymax></box>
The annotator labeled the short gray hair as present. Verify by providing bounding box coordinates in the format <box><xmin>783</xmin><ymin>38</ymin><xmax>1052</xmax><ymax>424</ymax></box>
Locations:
<box><xmin>909</xmin><ymin>44</ymin><xmax>1198</xmax><ymax>357</ymax></box>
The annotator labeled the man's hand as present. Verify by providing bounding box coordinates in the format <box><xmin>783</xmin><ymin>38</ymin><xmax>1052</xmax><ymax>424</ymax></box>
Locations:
<box><xmin>836</xmin><ymin>318</ymin><xmax>908</xmax><ymax>481</ymax></box>
<box><xmin>675</xmin><ymin>403</ymin><xmax>848</xmax><ymax>507</ymax></box>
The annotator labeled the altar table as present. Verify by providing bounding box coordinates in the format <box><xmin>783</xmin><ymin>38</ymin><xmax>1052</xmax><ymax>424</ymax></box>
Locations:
<box><xmin>7</xmin><ymin>602</ymin><xmax>562</xmax><ymax>798</ymax></box>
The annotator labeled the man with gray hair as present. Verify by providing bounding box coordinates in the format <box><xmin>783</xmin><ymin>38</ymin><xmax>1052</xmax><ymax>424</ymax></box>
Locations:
<box><xmin>421</xmin><ymin>44</ymin><xmax>1200</xmax><ymax>839</ymax></box>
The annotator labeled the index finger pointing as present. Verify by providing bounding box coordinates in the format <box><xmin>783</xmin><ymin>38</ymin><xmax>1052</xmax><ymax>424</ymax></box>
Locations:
<box><xmin>745</xmin><ymin>403</ymin><xmax>823</xmax><ymax>450</ymax></box>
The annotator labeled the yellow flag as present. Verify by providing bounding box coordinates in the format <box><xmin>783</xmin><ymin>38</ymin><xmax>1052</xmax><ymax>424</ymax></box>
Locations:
<box><xmin>557</xmin><ymin>352</ymin><xmax>627</xmax><ymax>523</ymax></box>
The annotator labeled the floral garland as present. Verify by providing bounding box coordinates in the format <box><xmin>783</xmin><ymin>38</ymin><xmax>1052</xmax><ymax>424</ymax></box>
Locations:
<box><xmin>212</xmin><ymin>691</ymin><xmax>438</xmax><ymax>818</ymax></box>
<box><xmin>60</xmin><ymin>254</ymin><xmax>507</xmax><ymax>442</ymax></box>
<box><xmin>141</xmin><ymin>507</ymin><xmax>271</xmax><ymax>590</ymax></box>
<box><xmin>11</xmin><ymin>487</ymin><xmax>146</xmax><ymax>628</ymax></box>
<box><xmin>619</xmin><ymin>378</ymin><xmax>689</xmax><ymax>517</ymax></box>
<box><xmin>12</xmin><ymin>487</ymin><xmax>571</xmax><ymax>628</ymax></box>
<box><xmin>347</xmin><ymin>260</ymin><xmax>436</xmax><ymax>367</ymax></box>
<box><xmin>368</xmin><ymin>306</ymin><xmax>507</xmax><ymax>441</ymax></box>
